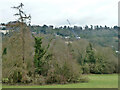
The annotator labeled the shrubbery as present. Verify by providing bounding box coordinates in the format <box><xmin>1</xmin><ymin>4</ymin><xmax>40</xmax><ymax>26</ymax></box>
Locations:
<box><xmin>33</xmin><ymin>36</ymin><xmax>86</xmax><ymax>84</ymax></box>
<box><xmin>2</xmin><ymin>21</ymin><xmax>118</xmax><ymax>85</ymax></box>
<box><xmin>2</xmin><ymin>3</ymin><xmax>118</xmax><ymax>85</ymax></box>
<box><xmin>77</xmin><ymin>43</ymin><xmax>118</xmax><ymax>74</ymax></box>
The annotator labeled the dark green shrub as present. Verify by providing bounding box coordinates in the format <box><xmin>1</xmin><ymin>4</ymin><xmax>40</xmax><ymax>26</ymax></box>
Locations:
<box><xmin>2</xmin><ymin>48</ymin><xmax>7</xmax><ymax>55</ymax></box>
<box><xmin>34</xmin><ymin>36</ymin><xmax>52</xmax><ymax>76</ymax></box>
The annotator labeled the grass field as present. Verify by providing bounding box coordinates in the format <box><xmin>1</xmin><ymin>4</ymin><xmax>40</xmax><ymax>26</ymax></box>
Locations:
<box><xmin>2</xmin><ymin>74</ymin><xmax>118</xmax><ymax>88</ymax></box>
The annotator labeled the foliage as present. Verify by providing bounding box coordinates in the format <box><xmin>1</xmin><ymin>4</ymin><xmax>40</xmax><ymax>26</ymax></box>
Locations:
<box><xmin>2</xmin><ymin>48</ymin><xmax>7</xmax><ymax>55</ymax></box>
<box><xmin>79</xmin><ymin>43</ymin><xmax>118</xmax><ymax>74</ymax></box>
<box><xmin>84</xmin><ymin>43</ymin><xmax>96</xmax><ymax>64</ymax></box>
<box><xmin>34</xmin><ymin>36</ymin><xmax>52</xmax><ymax>76</ymax></box>
<box><xmin>2</xmin><ymin>24</ymin><xmax>34</xmax><ymax>84</ymax></box>
<box><xmin>2</xmin><ymin>4</ymin><xmax>118</xmax><ymax>85</ymax></box>
<box><xmin>3</xmin><ymin>74</ymin><xmax>118</xmax><ymax>88</ymax></box>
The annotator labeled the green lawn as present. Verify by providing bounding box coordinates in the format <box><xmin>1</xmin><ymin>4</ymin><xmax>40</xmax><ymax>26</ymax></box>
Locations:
<box><xmin>2</xmin><ymin>74</ymin><xmax>118</xmax><ymax>88</ymax></box>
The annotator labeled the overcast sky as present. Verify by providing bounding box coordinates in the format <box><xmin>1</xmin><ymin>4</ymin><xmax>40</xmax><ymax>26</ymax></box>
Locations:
<box><xmin>0</xmin><ymin>0</ymin><xmax>119</xmax><ymax>27</ymax></box>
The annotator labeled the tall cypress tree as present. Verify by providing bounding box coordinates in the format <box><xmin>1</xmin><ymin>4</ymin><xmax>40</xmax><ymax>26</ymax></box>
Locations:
<box><xmin>34</xmin><ymin>36</ymin><xmax>52</xmax><ymax>75</ymax></box>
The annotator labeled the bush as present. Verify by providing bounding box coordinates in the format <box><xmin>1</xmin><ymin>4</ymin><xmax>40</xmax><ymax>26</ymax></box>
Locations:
<box><xmin>21</xmin><ymin>75</ymin><xmax>32</xmax><ymax>84</ymax></box>
<box><xmin>46</xmin><ymin>68</ymin><xmax>61</xmax><ymax>84</ymax></box>
<box><xmin>82</xmin><ymin>64</ymin><xmax>90</xmax><ymax>74</ymax></box>
<box><xmin>46</xmin><ymin>61</ymin><xmax>84</xmax><ymax>84</ymax></box>
<box><xmin>78</xmin><ymin>76</ymin><xmax>89</xmax><ymax>83</ymax></box>
<box><xmin>2</xmin><ymin>78</ymin><xmax>9</xmax><ymax>84</ymax></box>
<box><xmin>8</xmin><ymin>70</ymin><xmax>22</xmax><ymax>83</ymax></box>
<box><xmin>34</xmin><ymin>75</ymin><xmax>45</xmax><ymax>85</ymax></box>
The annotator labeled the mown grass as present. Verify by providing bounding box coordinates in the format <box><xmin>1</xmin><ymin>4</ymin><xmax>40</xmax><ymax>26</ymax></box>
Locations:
<box><xmin>2</xmin><ymin>74</ymin><xmax>118</xmax><ymax>88</ymax></box>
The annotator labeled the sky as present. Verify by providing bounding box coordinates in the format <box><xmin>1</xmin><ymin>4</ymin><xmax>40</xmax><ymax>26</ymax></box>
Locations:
<box><xmin>0</xmin><ymin>0</ymin><xmax>119</xmax><ymax>27</ymax></box>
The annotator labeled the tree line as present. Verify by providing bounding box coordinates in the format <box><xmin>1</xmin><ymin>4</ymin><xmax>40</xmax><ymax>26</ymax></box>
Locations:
<box><xmin>2</xmin><ymin>3</ymin><xmax>118</xmax><ymax>85</ymax></box>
